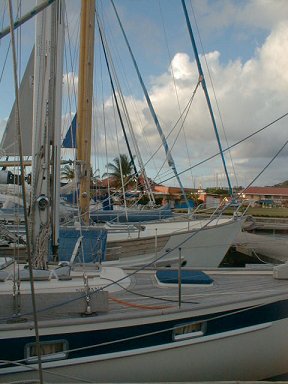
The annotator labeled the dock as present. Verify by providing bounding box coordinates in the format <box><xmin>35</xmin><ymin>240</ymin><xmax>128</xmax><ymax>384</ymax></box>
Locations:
<box><xmin>232</xmin><ymin>216</ymin><xmax>288</xmax><ymax>264</ymax></box>
<box><xmin>244</xmin><ymin>216</ymin><xmax>288</xmax><ymax>232</ymax></box>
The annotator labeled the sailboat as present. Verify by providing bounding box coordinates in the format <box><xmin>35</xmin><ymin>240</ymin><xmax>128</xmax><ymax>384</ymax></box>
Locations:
<box><xmin>2</xmin><ymin>2</ymin><xmax>288</xmax><ymax>382</ymax></box>
<box><xmin>0</xmin><ymin>0</ymin><xmax>245</xmax><ymax>270</ymax></box>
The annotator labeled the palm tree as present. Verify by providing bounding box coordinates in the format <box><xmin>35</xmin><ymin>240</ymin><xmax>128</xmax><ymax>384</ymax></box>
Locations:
<box><xmin>102</xmin><ymin>154</ymin><xmax>135</xmax><ymax>189</ymax></box>
<box><xmin>61</xmin><ymin>164</ymin><xmax>75</xmax><ymax>181</ymax></box>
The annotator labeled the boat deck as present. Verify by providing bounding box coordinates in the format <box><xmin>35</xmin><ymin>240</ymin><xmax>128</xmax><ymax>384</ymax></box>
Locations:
<box><xmin>1</xmin><ymin>265</ymin><xmax>288</xmax><ymax>327</ymax></box>
<box><xmin>106</xmin><ymin>267</ymin><xmax>288</xmax><ymax>320</ymax></box>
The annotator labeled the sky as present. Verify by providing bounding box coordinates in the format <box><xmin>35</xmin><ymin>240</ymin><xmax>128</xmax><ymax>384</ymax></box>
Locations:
<box><xmin>0</xmin><ymin>0</ymin><xmax>288</xmax><ymax>190</ymax></box>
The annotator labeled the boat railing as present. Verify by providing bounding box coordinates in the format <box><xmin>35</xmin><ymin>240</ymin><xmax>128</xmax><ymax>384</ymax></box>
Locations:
<box><xmin>189</xmin><ymin>199</ymin><xmax>250</xmax><ymax>224</ymax></box>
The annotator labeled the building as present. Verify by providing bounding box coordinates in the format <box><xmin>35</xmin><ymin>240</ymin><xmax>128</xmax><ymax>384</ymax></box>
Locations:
<box><xmin>240</xmin><ymin>187</ymin><xmax>288</xmax><ymax>207</ymax></box>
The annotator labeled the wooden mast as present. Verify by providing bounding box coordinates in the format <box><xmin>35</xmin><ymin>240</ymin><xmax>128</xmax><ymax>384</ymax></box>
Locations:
<box><xmin>76</xmin><ymin>0</ymin><xmax>95</xmax><ymax>225</ymax></box>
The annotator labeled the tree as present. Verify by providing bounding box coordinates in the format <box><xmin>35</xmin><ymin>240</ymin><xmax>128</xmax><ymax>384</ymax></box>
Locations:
<box><xmin>102</xmin><ymin>154</ymin><xmax>135</xmax><ymax>189</ymax></box>
<box><xmin>61</xmin><ymin>164</ymin><xmax>75</xmax><ymax>181</ymax></box>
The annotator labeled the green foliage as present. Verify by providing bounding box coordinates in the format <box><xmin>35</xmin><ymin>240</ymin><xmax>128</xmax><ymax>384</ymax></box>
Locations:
<box><xmin>102</xmin><ymin>154</ymin><xmax>135</xmax><ymax>189</ymax></box>
<box><xmin>273</xmin><ymin>180</ymin><xmax>288</xmax><ymax>187</ymax></box>
<box><xmin>61</xmin><ymin>164</ymin><xmax>75</xmax><ymax>181</ymax></box>
<box><xmin>205</xmin><ymin>188</ymin><xmax>229</xmax><ymax>196</ymax></box>
<box><xmin>138</xmin><ymin>195</ymin><xmax>149</xmax><ymax>205</ymax></box>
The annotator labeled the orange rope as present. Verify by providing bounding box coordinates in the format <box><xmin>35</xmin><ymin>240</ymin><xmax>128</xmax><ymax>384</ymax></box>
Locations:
<box><xmin>109</xmin><ymin>295</ymin><xmax>173</xmax><ymax>310</ymax></box>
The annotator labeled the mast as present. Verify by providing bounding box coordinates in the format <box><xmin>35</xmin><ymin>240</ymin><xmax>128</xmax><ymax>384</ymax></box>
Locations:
<box><xmin>51</xmin><ymin>0</ymin><xmax>65</xmax><ymax>261</ymax></box>
<box><xmin>111</xmin><ymin>0</ymin><xmax>191</xmax><ymax>212</ymax></box>
<box><xmin>76</xmin><ymin>0</ymin><xmax>95</xmax><ymax>225</ymax></box>
<box><xmin>181</xmin><ymin>0</ymin><xmax>233</xmax><ymax>196</ymax></box>
<box><xmin>30</xmin><ymin>0</ymin><xmax>63</xmax><ymax>268</ymax></box>
<box><xmin>97</xmin><ymin>17</ymin><xmax>155</xmax><ymax>205</ymax></box>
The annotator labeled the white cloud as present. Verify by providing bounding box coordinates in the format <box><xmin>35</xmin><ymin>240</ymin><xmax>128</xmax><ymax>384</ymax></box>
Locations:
<box><xmin>2</xmin><ymin>1</ymin><xmax>288</xmax><ymax>189</ymax></box>
<box><xmin>194</xmin><ymin>0</ymin><xmax>288</xmax><ymax>34</ymax></box>
<box><xmin>105</xmin><ymin>20</ymin><xmax>288</xmax><ymax>188</ymax></box>
<box><xmin>62</xmin><ymin>72</ymin><xmax>78</xmax><ymax>99</ymax></box>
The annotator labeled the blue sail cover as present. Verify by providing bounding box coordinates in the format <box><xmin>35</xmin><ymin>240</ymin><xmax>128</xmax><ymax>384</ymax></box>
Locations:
<box><xmin>62</xmin><ymin>113</ymin><xmax>77</xmax><ymax>148</ymax></box>
<box><xmin>49</xmin><ymin>227</ymin><xmax>107</xmax><ymax>263</ymax></box>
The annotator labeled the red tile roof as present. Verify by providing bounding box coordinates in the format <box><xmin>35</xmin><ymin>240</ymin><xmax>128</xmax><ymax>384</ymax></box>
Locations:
<box><xmin>242</xmin><ymin>187</ymin><xmax>288</xmax><ymax>197</ymax></box>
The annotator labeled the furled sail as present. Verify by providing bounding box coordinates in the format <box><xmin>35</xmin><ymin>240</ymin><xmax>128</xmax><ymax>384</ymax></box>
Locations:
<box><xmin>0</xmin><ymin>47</ymin><xmax>34</xmax><ymax>156</ymax></box>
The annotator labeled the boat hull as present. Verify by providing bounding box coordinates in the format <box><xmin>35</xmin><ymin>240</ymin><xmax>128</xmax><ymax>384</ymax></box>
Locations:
<box><xmin>1</xmin><ymin>297</ymin><xmax>288</xmax><ymax>382</ymax></box>
<box><xmin>105</xmin><ymin>218</ymin><xmax>244</xmax><ymax>268</ymax></box>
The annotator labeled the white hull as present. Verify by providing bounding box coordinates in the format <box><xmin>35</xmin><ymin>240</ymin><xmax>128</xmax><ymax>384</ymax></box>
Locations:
<box><xmin>105</xmin><ymin>217</ymin><xmax>243</xmax><ymax>268</ymax></box>
<box><xmin>2</xmin><ymin>316</ymin><xmax>288</xmax><ymax>382</ymax></box>
<box><xmin>0</xmin><ymin>217</ymin><xmax>243</xmax><ymax>268</ymax></box>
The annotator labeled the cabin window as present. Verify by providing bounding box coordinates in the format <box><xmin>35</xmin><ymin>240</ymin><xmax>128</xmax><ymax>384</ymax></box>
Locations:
<box><xmin>173</xmin><ymin>321</ymin><xmax>206</xmax><ymax>341</ymax></box>
<box><xmin>25</xmin><ymin>340</ymin><xmax>68</xmax><ymax>363</ymax></box>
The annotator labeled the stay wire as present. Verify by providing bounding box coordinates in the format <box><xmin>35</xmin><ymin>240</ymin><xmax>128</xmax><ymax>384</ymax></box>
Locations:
<box><xmin>241</xmin><ymin>138</ymin><xmax>288</xmax><ymax>193</ymax></box>
<box><xmin>160</xmin><ymin>111</ymin><xmax>288</xmax><ymax>184</ymax></box>
<box><xmin>158</xmin><ymin>0</ymin><xmax>195</xmax><ymax>185</ymax></box>
<box><xmin>188</xmin><ymin>0</ymin><xmax>238</xmax><ymax>187</ymax></box>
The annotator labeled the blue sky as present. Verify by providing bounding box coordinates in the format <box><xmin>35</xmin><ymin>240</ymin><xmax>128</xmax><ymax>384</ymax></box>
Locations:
<box><xmin>1</xmin><ymin>0</ymin><xmax>288</xmax><ymax>189</ymax></box>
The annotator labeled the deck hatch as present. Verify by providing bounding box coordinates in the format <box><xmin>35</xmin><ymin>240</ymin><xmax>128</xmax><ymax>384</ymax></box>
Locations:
<box><xmin>156</xmin><ymin>270</ymin><xmax>213</xmax><ymax>285</ymax></box>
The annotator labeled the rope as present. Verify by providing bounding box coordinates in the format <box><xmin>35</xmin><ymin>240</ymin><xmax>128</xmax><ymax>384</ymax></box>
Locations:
<box><xmin>7</xmin><ymin>1</ymin><xmax>43</xmax><ymax>382</ymax></box>
<box><xmin>160</xmin><ymin>111</ymin><xmax>288</xmax><ymax>184</ymax></box>
<box><xmin>109</xmin><ymin>296</ymin><xmax>172</xmax><ymax>310</ymax></box>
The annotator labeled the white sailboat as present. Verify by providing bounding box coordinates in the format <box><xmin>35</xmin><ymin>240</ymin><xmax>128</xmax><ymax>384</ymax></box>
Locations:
<box><xmin>0</xmin><ymin>0</ymin><xmax>245</xmax><ymax>270</ymax></box>
<box><xmin>2</xmin><ymin>1</ymin><xmax>288</xmax><ymax>383</ymax></box>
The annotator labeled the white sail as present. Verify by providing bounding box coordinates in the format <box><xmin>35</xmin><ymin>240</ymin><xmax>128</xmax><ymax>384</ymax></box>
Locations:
<box><xmin>0</xmin><ymin>48</ymin><xmax>34</xmax><ymax>156</ymax></box>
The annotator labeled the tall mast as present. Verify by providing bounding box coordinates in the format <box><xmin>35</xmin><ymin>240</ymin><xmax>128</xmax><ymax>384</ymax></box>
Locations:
<box><xmin>76</xmin><ymin>0</ymin><xmax>95</xmax><ymax>225</ymax></box>
<box><xmin>51</xmin><ymin>0</ymin><xmax>65</xmax><ymax>261</ymax></box>
<box><xmin>31</xmin><ymin>1</ymin><xmax>59</xmax><ymax>269</ymax></box>
<box><xmin>181</xmin><ymin>0</ymin><xmax>233</xmax><ymax>196</ymax></box>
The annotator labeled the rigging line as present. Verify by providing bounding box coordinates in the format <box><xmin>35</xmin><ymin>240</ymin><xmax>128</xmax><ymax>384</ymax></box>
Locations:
<box><xmin>160</xmin><ymin>111</ymin><xmax>288</xmax><ymax>184</ymax></box>
<box><xmin>0</xmin><ymin>0</ymin><xmax>56</xmax><ymax>39</ymax></box>
<box><xmin>16</xmin><ymin>1</ymin><xmax>22</xmax><ymax>85</ymax></box>
<box><xmin>112</xmin><ymin>102</ymin><xmax>129</xmax><ymax>220</ymax></box>
<box><xmin>0</xmin><ymin>0</ymin><xmax>23</xmax><ymax>84</ymax></box>
<box><xmin>0</xmin><ymin>1</ymin><xmax>6</xmax><ymax>30</ymax></box>
<box><xmin>7</xmin><ymin>1</ymin><xmax>43</xmax><ymax>383</ymax></box>
<box><xmin>100</xmin><ymin>53</ymin><xmax>112</xmax><ymax>199</ymax></box>
<box><xmin>64</xmin><ymin>5</ymin><xmax>79</xmax><ymax>118</ymax></box>
<box><xmin>242</xmin><ymin>138</ymin><xmax>288</xmax><ymax>193</ymax></box>
<box><xmin>182</xmin><ymin>0</ymin><xmax>232</xmax><ymax>196</ymax></box>
<box><xmin>153</xmin><ymin>78</ymin><xmax>202</xmax><ymax>182</ymax></box>
<box><xmin>2</xmin><ymin>206</ymin><xmax>234</xmax><ymax>323</ymax></box>
<box><xmin>0</xmin><ymin>41</ymin><xmax>10</xmax><ymax>89</ymax></box>
<box><xmin>96</xmin><ymin>13</ymin><xmax>155</xmax><ymax>204</ymax></box>
<box><xmin>91</xmin><ymin>207</ymin><xmax>236</xmax><ymax>294</ymax></box>
<box><xmin>188</xmin><ymin>0</ymin><xmax>238</xmax><ymax>188</ymax></box>
<box><xmin>111</xmin><ymin>0</ymin><xmax>191</xmax><ymax>212</ymax></box>
<box><xmin>106</xmin><ymin>277</ymin><xmax>198</xmax><ymax>305</ymax></box>
<box><xmin>143</xmin><ymin>87</ymin><xmax>200</xmax><ymax>180</ymax></box>
<box><xmin>0</xmin><ymin>298</ymin><xmax>279</xmax><ymax>378</ymax></box>
<box><xmin>0</xmin><ymin>360</ymin><xmax>94</xmax><ymax>383</ymax></box>
<box><xmin>6</xmin><ymin>220</ymin><xmax>239</xmax><ymax>322</ymax></box>
<box><xmin>158</xmin><ymin>0</ymin><xmax>195</xmax><ymax>185</ymax></box>
<box><xmin>97</xmin><ymin>23</ymin><xmax>139</xmax><ymax>181</ymax></box>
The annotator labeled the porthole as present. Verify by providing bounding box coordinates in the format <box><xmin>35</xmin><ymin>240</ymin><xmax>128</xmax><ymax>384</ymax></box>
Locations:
<box><xmin>25</xmin><ymin>339</ymin><xmax>69</xmax><ymax>363</ymax></box>
<box><xmin>173</xmin><ymin>321</ymin><xmax>206</xmax><ymax>341</ymax></box>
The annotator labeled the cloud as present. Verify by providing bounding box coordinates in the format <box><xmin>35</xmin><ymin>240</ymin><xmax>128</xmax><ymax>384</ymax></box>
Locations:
<box><xmin>2</xmin><ymin>1</ymin><xmax>287</xmax><ymax>190</ymax></box>
<box><xmin>62</xmin><ymin>72</ymin><xmax>78</xmax><ymax>100</ymax></box>
<box><xmin>193</xmin><ymin>0</ymin><xmax>288</xmax><ymax>34</ymax></box>
<box><xmin>101</xmin><ymin>20</ymin><xmax>288</xmax><ymax>188</ymax></box>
